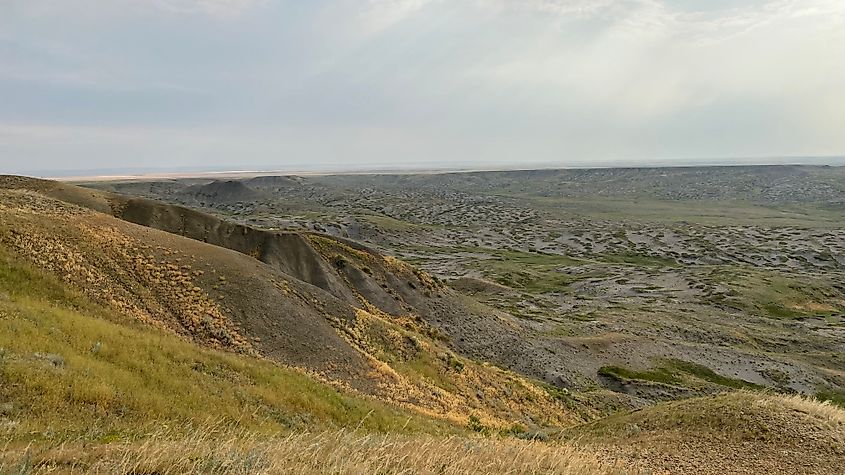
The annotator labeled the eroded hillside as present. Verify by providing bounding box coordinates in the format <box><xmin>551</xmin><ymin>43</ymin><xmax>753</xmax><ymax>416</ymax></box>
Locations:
<box><xmin>0</xmin><ymin>176</ymin><xmax>585</xmax><ymax>430</ymax></box>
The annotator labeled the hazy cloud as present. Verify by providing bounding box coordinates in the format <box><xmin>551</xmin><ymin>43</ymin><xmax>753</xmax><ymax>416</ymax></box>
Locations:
<box><xmin>1</xmin><ymin>0</ymin><xmax>843</xmax><ymax>175</ymax></box>
<box><xmin>133</xmin><ymin>0</ymin><xmax>268</xmax><ymax>17</ymax></box>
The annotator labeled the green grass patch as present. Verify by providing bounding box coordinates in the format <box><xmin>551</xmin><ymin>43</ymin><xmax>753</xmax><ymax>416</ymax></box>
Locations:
<box><xmin>598</xmin><ymin>359</ymin><xmax>764</xmax><ymax>390</ymax></box>
<box><xmin>597</xmin><ymin>253</ymin><xmax>676</xmax><ymax>267</ymax></box>
<box><xmin>662</xmin><ymin>359</ymin><xmax>764</xmax><ymax>390</ymax></box>
<box><xmin>815</xmin><ymin>389</ymin><xmax>845</xmax><ymax>408</ymax></box>
<box><xmin>598</xmin><ymin>366</ymin><xmax>682</xmax><ymax>386</ymax></box>
<box><xmin>720</xmin><ymin>269</ymin><xmax>844</xmax><ymax>320</ymax></box>
<box><xmin>761</xmin><ymin>303</ymin><xmax>804</xmax><ymax>319</ymax></box>
<box><xmin>460</xmin><ymin>248</ymin><xmax>586</xmax><ymax>294</ymax></box>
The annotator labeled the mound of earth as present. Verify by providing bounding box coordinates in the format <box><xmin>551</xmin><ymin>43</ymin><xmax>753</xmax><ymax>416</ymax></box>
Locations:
<box><xmin>245</xmin><ymin>175</ymin><xmax>303</xmax><ymax>191</ymax></box>
<box><xmin>449</xmin><ymin>276</ymin><xmax>516</xmax><ymax>296</ymax></box>
<box><xmin>570</xmin><ymin>391</ymin><xmax>845</xmax><ymax>475</ymax></box>
<box><xmin>180</xmin><ymin>180</ymin><xmax>267</xmax><ymax>204</ymax></box>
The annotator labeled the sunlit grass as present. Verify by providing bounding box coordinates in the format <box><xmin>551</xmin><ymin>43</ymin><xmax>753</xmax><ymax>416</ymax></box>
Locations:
<box><xmin>0</xmin><ymin>425</ymin><xmax>627</xmax><ymax>475</ymax></box>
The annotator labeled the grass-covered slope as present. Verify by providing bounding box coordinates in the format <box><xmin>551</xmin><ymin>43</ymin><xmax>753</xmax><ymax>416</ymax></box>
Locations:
<box><xmin>0</xmin><ymin>249</ymin><xmax>447</xmax><ymax>438</ymax></box>
<box><xmin>0</xmin><ymin>251</ymin><xmax>629</xmax><ymax>475</ymax></box>
<box><xmin>0</xmin><ymin>196</ymin><xmax>622</xmax><ymax>475</ymax></box>
<box><xmin>566</xmin><ymin>391</ymin><xmax>845</xmax><ymax>475</ymax></box>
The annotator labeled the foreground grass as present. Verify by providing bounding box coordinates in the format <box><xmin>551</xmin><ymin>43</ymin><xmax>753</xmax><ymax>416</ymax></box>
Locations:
<box><xmin>563</xmin><ymin>391</ymin><xmax>845</xmax><ymax>475</ymax></box>
<box><xmin>0</xmin><ymin>250</ymin><xmax>448</xmax><ymax>439</ymax></box>
<box><xmin>2</xmin><ymin>426</ymin><xmax>626</xmax><ymax>475</ymax></box>
<box><xmin>0</xmin><ymin>245</ymin><xmax>623</xmax><ymax>474</ymax></box>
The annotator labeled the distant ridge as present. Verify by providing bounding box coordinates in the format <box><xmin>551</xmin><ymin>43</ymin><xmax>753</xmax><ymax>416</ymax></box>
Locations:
<box><xmin>29</xmin><ymin>156</ymin><xmax>845</xmax><ymax>182</ymax></box>
<box><xmin>181</xmin><ymin>179</ymin><xmax>267</xmax><ymax>204</ymax></box>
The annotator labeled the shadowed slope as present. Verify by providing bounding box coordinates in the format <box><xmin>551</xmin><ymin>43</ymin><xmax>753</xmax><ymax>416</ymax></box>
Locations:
<box><xmin>180</xmin><ymin>180</ymin><xmax>268</xmax><ymax>204</ymax></box>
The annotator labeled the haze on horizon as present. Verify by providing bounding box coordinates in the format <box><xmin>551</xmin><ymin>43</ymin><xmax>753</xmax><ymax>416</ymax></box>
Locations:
<box><xmin>2</xmin><ymin>0</ymin><xmax>844</xmax><ymax>176</ymax></box>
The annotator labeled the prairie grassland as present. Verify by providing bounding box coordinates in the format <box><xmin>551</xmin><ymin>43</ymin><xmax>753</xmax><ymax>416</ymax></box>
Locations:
<box><xmin>1</xmin><ymin>426</ymin><xmax>629</xmax><ymax>475</ymax></box>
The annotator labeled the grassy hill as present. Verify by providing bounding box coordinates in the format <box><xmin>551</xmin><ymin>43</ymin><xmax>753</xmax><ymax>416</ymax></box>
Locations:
<box><xmin>0</xmin><ymin>248</ymin><xmax>444</xmax><ymax>437</ymax></box>
<box><xmin>566</xmin><ymin>391</ymin><xmax>845</xmax><ymax>475</ymax></box>
<box><xmin>0</xmin><ymin>248</ymin><xmax>620</xmax><ymax>474</ymax></box>
<box><xmin>0</xmin><ymin>178</ymin><xmax>586</xmax><ymax>430</ymax></box>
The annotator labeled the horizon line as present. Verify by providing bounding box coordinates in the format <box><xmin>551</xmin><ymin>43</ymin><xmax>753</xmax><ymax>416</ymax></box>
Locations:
<box><xmin>4</xmin><ymin>155</ymin><xmax>845</xmax><ymax>181</ymax></box>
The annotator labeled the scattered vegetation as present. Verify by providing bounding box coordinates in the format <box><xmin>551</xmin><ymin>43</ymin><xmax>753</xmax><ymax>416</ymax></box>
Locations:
<box><xmin>467</xmin><ymin>248</ymin><xmax>583</xmax><ymax>293</ymax></box>
<box><xmin>598</xmin><ymin>365</ymin><xmax>681</xmax><ymax>386</ymax></box>
<box><xmin>597</xmin><ymin>252</ymin><xmax>676</xmax><ymax>267</ymax></box>
<box><xmin>598</xmin><ymin>359</ymin><xmax>764</xmax><ymax>390</ymax></box>
<box><xmin>724</xmin><ymin>270</ymin><xmax>844</xmax><ymax>320</ymax></box>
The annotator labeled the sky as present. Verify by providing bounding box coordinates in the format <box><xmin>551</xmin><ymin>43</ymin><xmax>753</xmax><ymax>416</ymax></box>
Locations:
<box><xmin>1</xmin><ymin>0</ymin><xmax>844</xmax><ymax>176</ymax></box>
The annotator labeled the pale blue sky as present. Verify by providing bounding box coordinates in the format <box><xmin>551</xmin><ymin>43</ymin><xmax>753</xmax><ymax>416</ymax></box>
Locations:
<box><xmin>2</xmin><ymin>0</ymin><xmax>844</xmax><ymax>175</ymax></box>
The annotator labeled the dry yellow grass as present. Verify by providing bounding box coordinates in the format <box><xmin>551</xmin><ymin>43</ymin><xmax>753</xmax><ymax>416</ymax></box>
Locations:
<box><xmin>342</xmin><ymin>307</ymin><xmax>583</xmax><ymax>429</ymax></box>
<box><xmin>774</xmin><ymin>392</ymin><xmax>845</xmax><ymax>424</ymax></box>
<box><xmin>569</xmin><ymin>391</ymin><xmax>845</xmax><ymax>475</ymax></box>
<box><xmin>2</xmin><ymin>426</ymin><xmax>631</xmax><ymax>475</ymax></box>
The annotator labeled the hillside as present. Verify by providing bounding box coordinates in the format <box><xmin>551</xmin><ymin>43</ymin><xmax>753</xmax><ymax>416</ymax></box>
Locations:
<box><xmin>2</xmin><ymin>220</ymin><xmax>842</xmax><ymax>475</ymax></box>
<box><xmin>0</xmin><ymin>247</ymin><xmax>444</xmax><ymax>435</ymax></box>
<box><xmin>0</xmin><ymin>245</ymin><xmax>621</xmax><ymax>474</ymax></box>
<box><xmin>0</xmin><ymin>176</ymin><xmax>587</xmax><ymax>429</ymax></box>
